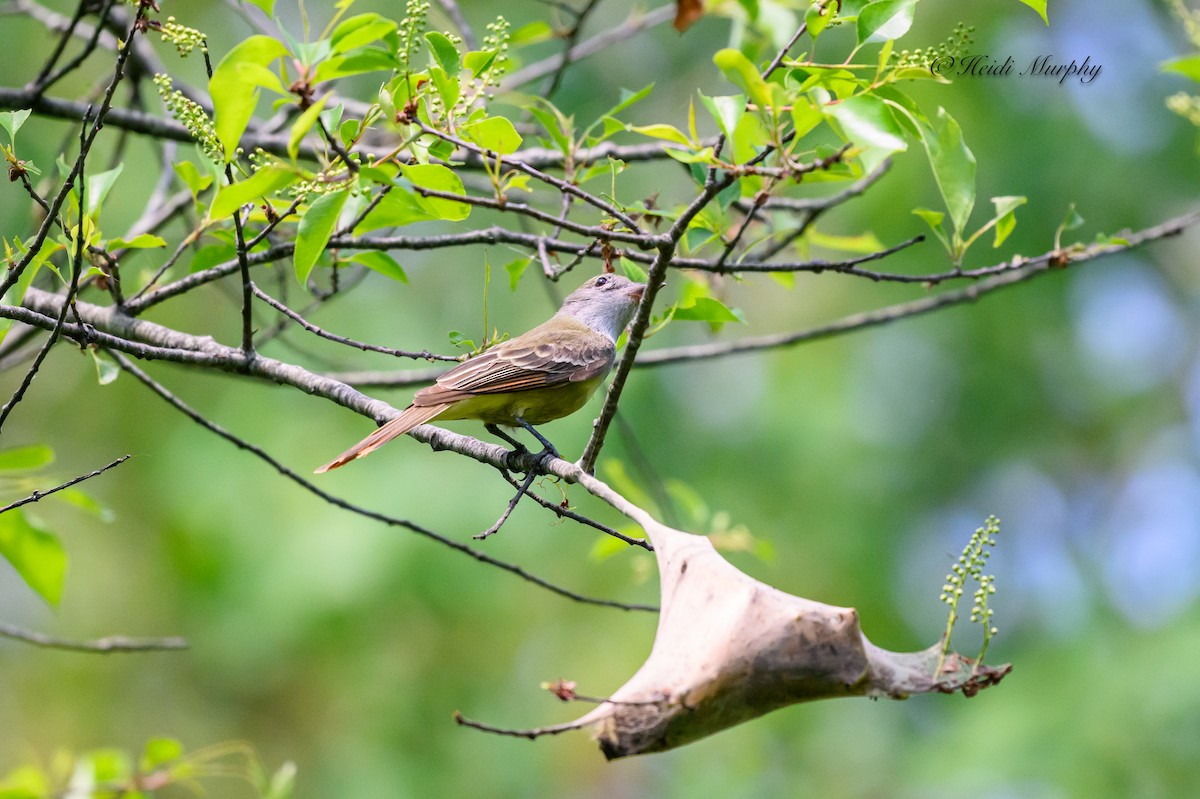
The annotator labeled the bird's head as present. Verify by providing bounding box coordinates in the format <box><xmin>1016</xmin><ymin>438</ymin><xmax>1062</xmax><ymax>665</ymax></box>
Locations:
<box><xmin>557</xmin><ymin>274</ymin><xmax>647</xmax><ymax>342</ymax></box>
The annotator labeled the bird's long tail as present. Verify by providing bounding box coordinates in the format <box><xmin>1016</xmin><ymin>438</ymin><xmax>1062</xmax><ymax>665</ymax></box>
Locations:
<box><xmin>315</xmin><ymin>403</ymin><xmax>450</xmax><ymax>473</ymax></box>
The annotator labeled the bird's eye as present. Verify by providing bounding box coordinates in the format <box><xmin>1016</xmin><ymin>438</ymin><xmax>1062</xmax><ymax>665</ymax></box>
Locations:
<box><xmin>595</xmin><ymin>276</ymin><xmax>609</xmax><ymax>287</ymax></box>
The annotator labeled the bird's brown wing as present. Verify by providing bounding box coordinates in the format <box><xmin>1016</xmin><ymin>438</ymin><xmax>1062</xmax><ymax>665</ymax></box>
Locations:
<box><xmin>413</xmin><ymin>323</ymin><xmax>615</xmax><ymax>407</ymax></box>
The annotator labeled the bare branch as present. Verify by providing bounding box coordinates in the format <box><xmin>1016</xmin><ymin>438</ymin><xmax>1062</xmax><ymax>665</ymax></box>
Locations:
<box><xmin>0</xmin><ymin>621</ymin><xmax>188</xmax><ymax>653</ymax></box>
<box><xmin>0</xmin><ymin>455</ymin><xmax>130</xmax><ymax>515</ymax></box>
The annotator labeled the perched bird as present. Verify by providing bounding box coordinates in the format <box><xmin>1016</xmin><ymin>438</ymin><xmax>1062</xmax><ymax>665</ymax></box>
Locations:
<box><xmin>316</xmin><ymin>273</ymin><xmax>646</xmax><ymax>472</ymax></box>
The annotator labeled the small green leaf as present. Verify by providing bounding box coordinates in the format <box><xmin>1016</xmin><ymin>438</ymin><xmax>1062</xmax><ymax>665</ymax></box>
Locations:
<box><xmin>0</xmin><ymin>445</ymin><xmax>54</xmax><ymax>471</ymax></box>
<box><xmin>330</xmin><ymin>14</ymin><xmax>398</xmax><ymax>55</ymax></box>
<box><xmin>527</xmin><ymin>104</ymin><xmax>572</xmax><ymax>154</ymax></box>
<box><xmin>425</xmin><ymin>31</ymin><xmax>461</xmax><ymax>75</ymax></box>
<box><xmin>673</xmin><ymin>296</ymin><xmax>747</xmax><ymax>327</ymax></box>
<box><xmin>1162</xmin><ymin>55</ymin><xmax>1200</xmax><ymax>83</ymax></box>
<box><xmin>209</xmin><ymin>166</ymin><xmax>296</xmax><ymax>221</ymax></box>
<box><xmin>107</xmin><ymin>233</ymin><xmax>167</xmax><ymax>250</ymax></box>
<box><xmin>209</xmin><ymin>35</ymin><xmax>289</xmax><ymax>160</ymax></box>
<box><xmin>826</xmin><ymin>94</ymin><xmax>907</xmax><ymax>164</ymax></box>
<box><xmin>504</xmin><ymin>257</ymin><xmax>531</xmax><ymax>291</ymax></box>
<box><xmin>620</xmin><ymin>257</ymin><xmax>648</xmax><ymax>284</ymax></box>
<box><xmin>1015</xmin><ymin>0</ymin><xmax>1048</xmax><ymax>25</ymax></box>
<box><xmin>294</xmin><ymin>188</ymin><xmax>350</xmax><ymax>286</ymax></box>
<box><xmin>140</xmin><ymin>738</ymin><xmax>184</xmax><ymax>772</ymax></box>
<box><xmin>349</xmin><ymin>251</ymin><xmax>408</xmax><ymax>282</ymax></box>
<box><xmin>448</xmin><ymin>330</ymin><xmax>476</xmax><ymax>351</ymax></box>
<box><xmin>0</xmin><ymin>109</ymin><xmax>32</xmax><ymax>143</ymax></box>
<box><xmin>401</xmin><ymin>164</ymin><xmax>471</xmax><ymax>221</ymax></box>
<box><xmin>913</xmin><ymin>207</ymin><xmax>950</xmax><ymax>250</ymax></box>
<box><xmin>990</xmin><ymin>195</ymin><xmax>1027</xmax><ymax>247</ymax></box>
<box><xmin>461</xmin><ymin>116</ymin><xmax>523</xmax><ymax>155</ymax></box>
<box><xmin>243</xmin><ymin>0</ymin><xmax>275</xmax><ymax>14</ymax></box>
<box><xmin>698</xmin><ymin>93</ymin><xmax>746</xmax><ymax>142</ymax></box>
<box><xmin>713</xmin><ymin>49</ymin><xmax>772</xmax><ymax>109</ymax></box>
<box><xmin>627</xmin><ymin>123</ymin><xmax>692</xmax><ymax>146</ymax></box>
<box><xmin>806</xmin><ymin>0</ymin><xmax>836</xmax><ymax>39</ymax></box>
<box><xmin>287</xmin><ymin>95</ymin><xmax>330</xmax><ymax>161</ymax></box>
<box><xmin>86</xmin><ymin>164</ymin><xmax>124</xmax><ymax>218</ymax></box>
<box><xmin>0</xmin><ymin>510</ymin><xmax>67</xmax><ymax>607</ymax></box>
<box><xmin>857</xmin><ymin>0</ymin><xmax>918</xmax><ymax>45</ymax></box>
<box><xmin>1061</xmin><ymin>205</ymin><xmax>1084</xmax><ymax>231</ymax></box>
<box><xmin>918</xmin><ymin>107</ymin><xmax>976</xmax><ymax>235</ymax></box>
<box><xmin>89</xmin><ymin>349</ymin><xmax>120</xmax><ymax>385</ymax></box>
<box><xmin>601</xmin><ymin>84</ymin><xmax>655</xmax><ymax>121</ymax></box>
<box><xmin>172</xmin><ymin>160</ymin><xmax>213</xmax><ymax>198</ymax></box>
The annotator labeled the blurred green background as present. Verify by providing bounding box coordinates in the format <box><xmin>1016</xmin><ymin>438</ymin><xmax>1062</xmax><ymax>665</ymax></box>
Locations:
<box><xmin>2</xmin><ymin>0</ymin><xmax>1199</xmax><ymax>796</ymax></box>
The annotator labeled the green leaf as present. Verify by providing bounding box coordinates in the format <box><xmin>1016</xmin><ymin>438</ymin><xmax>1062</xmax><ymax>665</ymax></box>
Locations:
<box><xmin>0</xmin><ymin>445</ymin><xmax>54</xmax><ymax>471</ymax></box>
<box><xmin>330</xmin><ymin>14</ymin><xmax>398</xmax><ymax>55</ymax></box>
<box><xmin>287</xmin><ymin>95</ymin><xmax>330</xmax><ymax>161</ymax></box>
<box><xmin>172</xmin><ymin>160</ymin><xmax>213</xmax><ymax>198</ymax></box>
<box><xmin>0</xmin><ymin>109</ymin><xmax>31</xmax><ymax>143</ymax></box>
<box><xmin>448</xmin><ymin>330</ymin><xmax>476</xmax><ymax>351</ymax></box>
<box><xmin>698</xmin><ymin>93</ymin><xmax>746</xmax><ymax>142</ymax></box>
<box><xmin>627</xmin><ymin>123</ymin><xmax>692</xmax><ymax>146</ymax></box>
<box><xmin>913</xmin><ymin>207</ymin><xmax>950</xmax><ymax>249</ymax></box>
<box><xmin>620</xmin><ymin>257</ymin><xmax>648</xmax><ymax>284</ymax></box>
<box><xmin>990</xmin><ymin>195</ymin><xmax>1026</xmax><ymax>247</ymax></box>
<box><xmin>425</xmin><ymin>31</ymin><xmax>461</xmax><ymax>75</ymax></box>
<box><xmin>429</xmin><ymin>65</ymin><xmax>461</xmax><ymax>112</ymax></box>
<box><xmin>674</xmin><ymin>296</ymin><xmax>747</xmax><ymax>329</ymax></box>
<box><xmin>294</xmin><ymin>188</ymin><xmax>349</xmax><ymax>286</ymax></box>
<box><xmin>401</xmin><ymin>164</ymin><xmax>471</xmax><ymax>221</ymax></box>
<box><xmin>140</xmin><ymin>738</ymin><xmax>184</xmax><ymax>772</ymax></box>
<box><xmin>461</xmin><ymin>116</ymin><xmax>523</xmax><ymax>155</ymax></box>
<box><xmin>713</xmin><ymin>49</ymin><xmax>772</xmax><ymax>109</ymax></box>
<box><xmin>56</xmin><ymin>488</ymin><xmax>112</xmax><ymax>521</ymax></box>
<box><xmin>806</xmin><ymin>0</ymin><xmax>836</xmax><ymax>39</ymax></box>
<box><xmin>209</xmin><ymin>35</ymin><xmax>289</xmax><ymax>160</ymax></box>
<box><xmin>857</xmin><ymin>0</ymin><xmax>918</xmax><ymax>45</ymax></box>
<box><xmin>89</xmin><ymin>349</ymin><xmax>120</xmax><ymax>385</ymax></box>
<box><xmin>349</xmin><ymin>251</ymin><xmax>408</xmax><ymax>282</ymax></box>
<box><xmin>355</xmin><ymin>187</ymin><xmax>434</xmax><ymax>231</ymax></box>
<box><xmin>313</xmin><ymin>49</ymin><xmax>398</xmax><ymax>83</ymax></box>
<box><xmin>918</xmin><ymin>107</ymin><xmax>976</xmax><ymax>235</ymax></box>
<box><xmin>463</xmin><ymin>50</ymin><xmax>499</xmax><ymax>79</ymax></box>
<box><xmin>1060</xmin><ymin>204</ymin><xmax>1084</xmax><ymax>232</ymax></box>
<box><xmin>527</xmin><ymin>104</ymin><xmax>572</xmax><ymax>154</ymax></box>
<box><xmin>591</xmin><ymin>83</ymin><xmax>654</xmax><ymax>130</ymax></box>
<box><xmin>504</xmin><ymin>257</ymin><xmax>531</xmax><ymax>291</ymax></box>
<box><xmin>86</xmin><ymin>164</ymin><xmax>124</xmax><ymax>218</ymax></box>
<box><xmin>243</xmin><ymin>0</ymin><xmax>275</xmax><ymax>14</ymax></box>
<box><xmin>209</xmin><ymin>166</ymin><xmax>296</xmax><ymax>221</ymax></box>
<box><xmin>807</xmin><ymin>229</ymin><xmax>887</xmax><ymax>253</ymax></box>
<box><xmin>107</xmin><ymin>233</ymin><xmax>167</xmax><ymax>250</ymax></box>
<box><xmin>826</xmin><ymin>94</ymin><xmax>907</xmax><ymax>173</ymax></box>
<box><xmin>1015</xmin><ymin>0</ymin><xmax>1048</xmax><ymax>25</ymax></box>
<box><xmin>1162</xmin><ymin>55</ymin><xmax>1200</xmax><ymax>83</ymax></box>
<box><xmin>0</xmin><ymin>510</ymin><xmax>67</xmax><ymax>607</ymax></box>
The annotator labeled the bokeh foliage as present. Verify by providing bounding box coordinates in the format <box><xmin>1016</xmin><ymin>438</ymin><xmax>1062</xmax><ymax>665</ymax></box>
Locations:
<box><xmin>1</xmin><ymin>0</ymin><xmax>1199</xmax><ymax>796</ymax></box>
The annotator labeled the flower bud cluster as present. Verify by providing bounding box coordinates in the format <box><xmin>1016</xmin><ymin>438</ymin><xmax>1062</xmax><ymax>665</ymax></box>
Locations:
<box><xmin>154</xmin><ymin>74</ymin><xmax>223</xmax><ymax>162</ymax></box>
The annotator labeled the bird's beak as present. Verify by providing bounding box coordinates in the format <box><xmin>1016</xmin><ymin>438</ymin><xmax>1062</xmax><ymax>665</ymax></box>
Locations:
<box><xmin>629</xmin><ymin>284</ymin><xmax>646</xmax><ymax>303</ymax></box>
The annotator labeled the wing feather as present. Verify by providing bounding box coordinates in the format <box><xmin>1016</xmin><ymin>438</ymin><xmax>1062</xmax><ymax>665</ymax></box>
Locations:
<box><xmin>413</xmin><ymin>320</ymin><xmax>615</xmax><ymax>406</ymax></box>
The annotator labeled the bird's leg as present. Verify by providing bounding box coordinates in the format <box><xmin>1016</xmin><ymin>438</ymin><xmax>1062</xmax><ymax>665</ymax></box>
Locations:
<box><xmin>486</xmin><ymin>423</ymin><xmax>529</xmax><ymax>454</ymax></box>
<box><xmin>514</xmin><ymin>416</ymin><xmax>560</xmax><ymax>461</ymax></box>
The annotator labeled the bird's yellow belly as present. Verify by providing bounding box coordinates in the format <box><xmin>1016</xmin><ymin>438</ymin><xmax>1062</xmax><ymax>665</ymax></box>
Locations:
<box><xmin>437</xmin><ymin>375</ymin><xmax>606</xmax><ymax>426</ymax></box>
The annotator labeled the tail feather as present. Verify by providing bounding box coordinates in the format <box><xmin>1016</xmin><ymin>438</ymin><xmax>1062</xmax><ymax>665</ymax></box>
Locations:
<box><xmin>315</xmin><ymin>403</ymin><xmax>451</xmax><ymax>473</ymax></box>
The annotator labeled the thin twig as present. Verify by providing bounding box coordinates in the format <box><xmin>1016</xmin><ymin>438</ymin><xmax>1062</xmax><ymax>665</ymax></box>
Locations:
<box><xmin>0</xmin><ymin>455</ymin><xmax>130</xmax><ymax>515</ymax></box>
<box><xmin>251</xmin><ymin>283</ymin><xmax>461</xmax><ymax>361</ymax></box>
<box><xmin>453</xmin><ymin>710</ymin><xmax>591</xmax><ymax>740</ymax></box>
<box><xmin>0</xmin><ymin>621</ymin><xmax>188</xmax><ymax>653</ymax></box>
